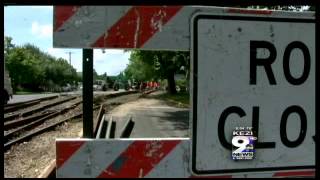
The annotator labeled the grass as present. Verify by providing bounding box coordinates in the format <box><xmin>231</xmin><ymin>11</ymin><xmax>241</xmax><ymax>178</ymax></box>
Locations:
<box><xmin>14</xmin><ymin>91</ymin><xmax>55</xmax><ymax>95</ymax></box>
<box><xmin>152</xmin><ymin>91</ymin><xmax>190</xmax><ymax>108</ymax></box>
<box><xmin>15</xmin><ymin>91</ymin><xmax>36</xmax><ymax>95</ymax></box>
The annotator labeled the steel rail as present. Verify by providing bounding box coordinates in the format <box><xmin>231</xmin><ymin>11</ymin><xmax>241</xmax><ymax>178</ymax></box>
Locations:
<box><xmin>4</xmin><ymin>105</ymin><xmax>100</xmax><ymax>151</ymax></box>
<box><xmin>4</xmin><ymin>100</ymin><xmax>82</xmax><ymax>142</ymax></box>
<box><xmin>4</xmin><ymin>96</ymin><xmax>77</xmax><ymax>121</ymax></box>
<box><xmin>4</xmin><ymin>95</ymin><xmax>59</xmax><ymax>108</ymax></box>
<box><xmin>4</xmin><ymin>100</ymin><xmax>41</xmax><ymax>113</ymax></box>
<box><xmin>4</xmin><ymin>100</ymin><xmax>83</xmax><ymax>130</ymax></box>
<box><xmin>4</xmin><ymin>111</ymin><xmax>55</xmax><ymax>130</ymax></box>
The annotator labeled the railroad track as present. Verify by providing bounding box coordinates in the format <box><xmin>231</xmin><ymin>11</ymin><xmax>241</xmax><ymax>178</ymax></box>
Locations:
<box><xmin>4</xmin><ymin>91</ymin><xmax>140</xmax><ymax>152</ymax></box>
<box><xmin>4</xmin><ymin>95</ymin><xmax>59</xmax><ymax>112</ymax></box>
<box><xmin>4</xmin><ymin>96</ymin><xmax>77</xmax><ymax>122</ymax></box>
<box><xmin>4</xmin><ymin>105</ymin><xmax>101</xmax><ymax>151</ymax></box>
<box><xmin>4</xmin><ymin>100</ymin><xmax>83</xmax><ymax>134</ymax></box>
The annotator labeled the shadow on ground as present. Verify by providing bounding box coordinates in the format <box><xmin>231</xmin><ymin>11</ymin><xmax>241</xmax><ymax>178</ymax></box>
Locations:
<box><xmin>147</xmin><ymin>109</ymin><xmax>189</xmax><ymax>131</ymax></box>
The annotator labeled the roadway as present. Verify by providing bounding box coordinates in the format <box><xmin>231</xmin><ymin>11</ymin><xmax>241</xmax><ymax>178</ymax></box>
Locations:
<box><xmin>109</xmin><ymin>91</ymin><xmax>189</xmax><ymax>138</ymax></box>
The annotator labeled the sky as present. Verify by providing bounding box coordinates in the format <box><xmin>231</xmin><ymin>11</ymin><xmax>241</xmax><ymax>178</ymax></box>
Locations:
<box><xmin>4</xmin><ymin>6</ymin><xmax>131</xmax><ymax>76</ymax></box>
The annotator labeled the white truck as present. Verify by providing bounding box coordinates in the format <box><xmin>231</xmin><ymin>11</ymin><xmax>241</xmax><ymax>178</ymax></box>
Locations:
<box><xmin>4</xmin><ymin>63</ymin><xmax>13</xmax><ymax>104</ymax></box>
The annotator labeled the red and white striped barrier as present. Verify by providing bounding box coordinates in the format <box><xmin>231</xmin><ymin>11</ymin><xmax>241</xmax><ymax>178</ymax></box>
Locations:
<box><xmin>56</xmin><ymin>138</ymin><xmax>315</xmax><ymax>178</ymax></box>
<box><xmin>53</xmin><ymin>6</ymin><xmax>314</xmax><ymax>50</ymax></box>
<box><xmin>56</xmin><ymin>138</ymin><xmax>190</xmax><ymax>178</ymax></box>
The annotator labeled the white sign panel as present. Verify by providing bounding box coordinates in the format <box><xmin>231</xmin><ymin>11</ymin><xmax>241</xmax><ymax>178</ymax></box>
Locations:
<box><xmin>191</xmin><ymin>13</ymin><xmax>315</xmax><ymax>175</ymax></box>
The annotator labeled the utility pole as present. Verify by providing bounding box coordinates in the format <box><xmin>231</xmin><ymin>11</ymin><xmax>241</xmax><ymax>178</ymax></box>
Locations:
<box><xmin>65</xmin><ymin>51</ymin><xmax>75</xmax><ymax>65</ymax></box>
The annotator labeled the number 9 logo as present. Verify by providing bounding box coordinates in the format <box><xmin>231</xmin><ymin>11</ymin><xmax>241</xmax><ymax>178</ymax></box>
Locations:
<box><xmin>232</xmin><ymin>136</ymin><xmax>250</xmax><ymax>153</ymax></box>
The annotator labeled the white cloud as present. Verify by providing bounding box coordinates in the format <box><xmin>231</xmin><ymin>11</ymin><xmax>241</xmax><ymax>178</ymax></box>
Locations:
<box><xmin>94</xmin><ymin>49</ymin><xmax>130</xmax><ymax>63</ymax></box>
<box><xmin>103</xmin><ymin>49</ymin><xmax>127</xmax><ymax>55</ymax></box>
<box><xmin>31</xmin><ymin>21</ymin><xmax>52</xmax><ymax>38</ymax></box>
<box><xmin>47</xmin><ymin>47</ymin><xmax>63</xmax><ymax>55</ymax></box>
<box><xmin>44</xmin><ymin>48</ymin><xmax>130</xmax><ymax>75</ymax></box>
<box><xmin>46</xmin><ymin>48</ymin><xmax>73</xmax><ymax>59</ymax></box>
<box><xmin>94</xmin><ymin>50</ymin><xmax>107</xmax><ymax>62</ymax></box>
<box><xmin>93</xmin><ymin>50</ymin><xmax>131</xmax><ymax>76</ymax></box>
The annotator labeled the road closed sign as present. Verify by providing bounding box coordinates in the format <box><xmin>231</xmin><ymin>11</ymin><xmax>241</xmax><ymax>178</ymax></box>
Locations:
<box><xmin>191</xmin><ymin>12</ymin><xmax>315</xmax><ymax>176</ymax></box>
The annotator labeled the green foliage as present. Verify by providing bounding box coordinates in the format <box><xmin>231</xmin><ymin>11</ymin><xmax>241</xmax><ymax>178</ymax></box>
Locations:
<box><xmin>76</xmin><ymin>72</ymin><xmax>83</xmax><ymax>82</ymax></box>
<box><xmin>4</xmin><ymin>36</ymin><xmax>80</xmax><ymax>92</ymax></box>
<box><xmin>152</xmin><ymin>92</ymin><xmax>189</xmax><ymax>108</ymax></box>
<box><xmin>93</xmin><ymin>69</ymin><xmax>99</xmax><ymax>82</ymax></box>
<box><xmin>125</xmin><ymin>50</ymin><xmax>189</xmax><ymax>80</ymax></box>
<box><xmin>4</xmin><ymin>36</ymin><xmax>15</xmax><ymax>57</ymax></box>
<box><xmin>117</xmin><ymin>72</ymin><xmax>128</xmax><ymax>83</ymax></box>
<box><xmin>124</xmin><ymin>51</ymin><xmax>155</xmax><ymax>82</ymax></box>
<box><xmin>176</xmin><ymin>79</ymin><xmax>187</xmax><ymax>89</ymax></box>
<box><xmin>124</xmin><ymin>50</ymin><xmax>189</xmax><ymax>94</ymax></box>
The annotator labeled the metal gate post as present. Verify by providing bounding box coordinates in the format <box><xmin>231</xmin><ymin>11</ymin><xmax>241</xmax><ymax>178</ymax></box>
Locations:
<box><xmin>82</xmin><ymin>49</ymin><xmax>93</xmax><ymax>138</ymax></box>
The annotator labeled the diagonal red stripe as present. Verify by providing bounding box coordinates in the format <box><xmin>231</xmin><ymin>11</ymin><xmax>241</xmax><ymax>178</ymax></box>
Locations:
<box><xmin>92</xmin><ymin>6</ymin><xmax>182</xmax><ymax>48</ymax></box>
<box><xmin>54</xmin><ymin>6</ymin><xmax>81</xmax><ymax>32</ymax></box>
<box><xmin>56</xmin><ymin>141</ymin><xmax>85</xmax><ymax>169</ymax></box>
<box><xmin>273</xmin><ymin>170</ymin><xmax>315</xmax><ymax>177</ymax></box>
<box><xmin>98</xmin><ymin>140</ymin><xmax>181</xmax><ymax>178</ymax></box>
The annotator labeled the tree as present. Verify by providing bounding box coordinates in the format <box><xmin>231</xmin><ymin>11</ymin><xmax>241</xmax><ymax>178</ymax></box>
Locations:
<box><xmin>4</xmin><ymin>37</ymin><xmax>79</xmax><ymax>92</ymax></box>
<box><xmin>124</xmin><ymin>50</ymin><xmax>189</xmax><ymax>94</ymax></box>
<box><xmin>77</xmin><ymin>72</ymin><xmax>83</xmax><ymax>82</ymax></box>
<box><xmin>4</xmin><ymin>36</ymin><xmax>15</xmax><ymax>57</ymax></box>
<box><xmin>124</xmin><ymin>51</ymin><xmax>155</xmax><ymax>82</ymax></box>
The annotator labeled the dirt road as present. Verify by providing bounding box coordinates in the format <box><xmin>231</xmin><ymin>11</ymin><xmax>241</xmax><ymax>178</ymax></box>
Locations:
<box><xmin>108</xmin><ymin>93</ymin><xmax>189</xmax><ymax>138</ymax></box>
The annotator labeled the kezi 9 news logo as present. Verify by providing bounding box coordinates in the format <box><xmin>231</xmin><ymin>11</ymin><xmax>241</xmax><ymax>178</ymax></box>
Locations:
<box><xmin>232</xmin><ymin>127</ymin><xmax>257</xmax><ymax>160</ymax></box>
